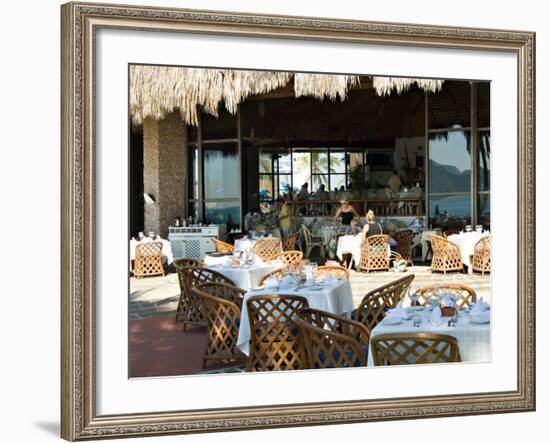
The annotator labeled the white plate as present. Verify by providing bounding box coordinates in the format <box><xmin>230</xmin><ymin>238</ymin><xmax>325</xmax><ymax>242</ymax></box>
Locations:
<box><xmin>469</xmin><ymin>314</ymin><xmax>490</xmax><ymax>324</ymax></box>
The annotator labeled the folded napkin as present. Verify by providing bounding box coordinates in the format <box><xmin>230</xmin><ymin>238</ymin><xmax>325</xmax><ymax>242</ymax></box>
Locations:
<box><xmin>263</xmin><ymin>275</ymin><xmax>280</xmax><ymax>289</ymax></box>
<box><xmin>386</xmin><ymin>301</ymin><xmax>410</xmax><ymax>320</ymax></box>
<box><xmin>430</xmin><ymin>306</ymin><xmax>443</xmax><ymax>326</ymax></box>
<box><xmin>470</xmin><ymin>297</ymin><xmax>489</xmax><ymax>315</ymax></box>
<box><xmin>441</xmin><ymin>294</ymin><xmax>456</xmax><ymax>308</ymax></box>
<box><xmin>279</xmin><ymin>275</ymin><xmax>295</xmax><ymax>290</ymax></box>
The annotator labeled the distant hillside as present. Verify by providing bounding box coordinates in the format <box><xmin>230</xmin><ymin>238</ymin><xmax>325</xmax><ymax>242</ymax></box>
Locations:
<box><xmin>428</xmin><ymin>159</ymin><xmax>470</xmax><ymax>193</ymax></box>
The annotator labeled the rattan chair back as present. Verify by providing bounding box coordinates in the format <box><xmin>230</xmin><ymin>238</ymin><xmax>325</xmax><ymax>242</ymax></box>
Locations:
<box><xmin>193</xmin><ymin>282</ymin><xmax>247</xmax><ymax>367</ymax></box>
<box><xmin>211</xmin><ymin>238</ymin><xmax>234</xmax><ymax>254</ymax></box>
<box><xmin>353</xmin><ymin>274</ymin><xmax>415</xmax><ymax>332</ymax></box>
<box><xmin>174</xmin><ymin>258</ymin><xmax>204</xmax><ymax>268</ymax></box>
<box><xmin>246</xmin><ymin>294</ymin><xmax>309</xmax><ymax>371</ymax></box>
<box><xmin>472</xmin><ymin>235</ymin><xmax>491</xmax><ymax>275</ymax></box>
<box><xmin>258</xmin><ymin>268</ymin><xmax>286</xmax><ymax>286</ymax></box>
<box><xmin>174</xmin><ymin>265</ymin><xmax>235</xmax><ymax>328</ymax></box>
<box><xmin>393</xmin><ymin>230</ymin><xmax>413</xmax><ymax>264</ymax></box>
<box><xmin>253</xmin><ymin>238</ymin><xmax>282</xmax><ymax>261</ymax></box>
<box><xmin>429</xmin><ymin>235</ymin><xmax>464</xmax><ymax>274</ymax></box>
<box><xmin>133</xmin><ymin>241</ymin><xmax>165</xmax><ymax>278</ymax></box>
<box><xmin>283</xmin><ymin>234</ymin><xmax>298</xmax><ymax>251</ymax></box>
<box><xmin>315</xmin><ymin>265</ymin><xmax>349</xmax><ymax>279</ymax></box>
<box><xmin>371</xmin><ymin>333</ymin><xmax>461</xmax><ymax>365</ymax></box>
<box><xmin>412</xmin><ymin>283</ymin><xmax>477</xmax><ymax>308</ymax></box>
<box><xmin>270</xmin><ymin>250</ymin><xmax>303</xmax><ymax>265</ymax></box>
<box><xmin>294</xmin><ymin>308</ymin><xmax>370</xmax><ymax>368</ymax></box>
<box><xmin>359</xmin><ymin>234</ymin><xmax>390</xmax><ymax>272</ymax></box>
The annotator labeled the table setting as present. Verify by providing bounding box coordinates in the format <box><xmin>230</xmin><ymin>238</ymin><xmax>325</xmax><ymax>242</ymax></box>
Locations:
<box><xmin>367</xmin><ymin>293</ymin><xmax>491</xmax><ymax>365</ymax></box>
<box><xmin>236</xmin><ymin>264</ymin><xmax>354</xmax><ymax>356</ymax></box>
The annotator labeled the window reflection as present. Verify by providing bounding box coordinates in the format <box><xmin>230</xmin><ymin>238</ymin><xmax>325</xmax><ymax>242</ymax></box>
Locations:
<box><xmin>204</xmin><ymin>143</ymin><xmax>239</xmax><ymax>199</ymax></box>
<box><xmin>205</xmin><ymin>202</ymin><xmax>240</xmax><ymax>230</ymax></box>
<box><xmin>428</xmin><ymin>131</ymin><xmax>471</xmax><ymax>194</ymax></box>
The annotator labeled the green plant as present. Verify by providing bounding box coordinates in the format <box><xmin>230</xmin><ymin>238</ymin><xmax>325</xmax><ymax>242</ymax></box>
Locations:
<box><xmin>349</xmin><ymin>165</ymin><xmax>368</xmax><ymax>198</ymax></box>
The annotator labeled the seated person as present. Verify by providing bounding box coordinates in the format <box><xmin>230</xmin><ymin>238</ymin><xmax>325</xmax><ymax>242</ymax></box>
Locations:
<box><xmin>362</xmin><ymin>210</ymin><xmax>397</xmax><ymax>249</ymax></box>
<box><xmin>297</xmin><ymin>182</ymin><xmax>310</xmax><ymax>199</ymax></box>
<box><xmin>345</xmin><ymin>219</ymin><xmax>362</xmax><ymax>235</ymax></box>
<box><xmin>315</xmin><ymin>183</ymin><xmax>328</xmax><ymax>199</ymax></box>
<box><xmin>387</xmin><ymin>170</ymin><xmax>402</xmax><ymax>193</ymax></box>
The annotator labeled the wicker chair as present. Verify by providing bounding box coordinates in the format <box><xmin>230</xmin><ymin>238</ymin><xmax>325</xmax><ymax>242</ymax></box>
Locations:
<box><xmin>359</xmin><ymin>234</ymin><xmax>390</xmax><ymax>273</ymax></box>
<box><xmin>412</xmin><ymin>283</ymin><xmax>477</xmax><ymax>308</ymax></box>
<box><xmin>133</xmin><ymin>241</ymin><xmax>165</xmax><ymax>278</ymax></box>
<box><xmin>269</xmin><ymin>250</ymin><xmax>303</xmax><ymax>265</ymax></box>
<box><xmin>283</xmin><ymin>234</ymin><xmax>298</xmax><ymax>251</ymax></box>
<box><xmin>371</xmin><ymin>333</ymin><xmax>461</xmax><ymax>365</ymax></box>
<box><xmin>246</xmin><ymin>294</ymin><xmax>309</xmax><ymax>371</ymax></box>
<box><xmin>298</xmin><ymin>225</ymin><xmax>325</xmax><ymax>258</ymax></box>
<box><xmin>352</xmin><ymin>274</ymin><xmax>415</xmax><ymax>332</ymax></box>
<box><xmin>429</xmin><ymin>235</ymin><xmax>464</xmax><ymax>274</ymax></box>
<box><xmin>316</xmin><ymin>265</ymin><xmax>349</xmax><ymax>279</ymax></box>
<box><xmin>174</xmin><ymin>265</ymin><xmax>235</xmax><ymax>329</ymax></box>
<box><xmin>393</xmin><ymin>230</ymin><xmax>413</xmax><ymax>264</ymax></box>
<box><xmin>211</xmin><ymin>238</ymin><xmax>234</xmax><ymax>254</ymax></box>
<box><xmin>193</xmin><ymin>282</ymin><xmax>247</xmax><ymax>368</ymax></box>
<box><xmin>294</xmin><ymin>308</ymin><xmax>370</xmax><ymax>368</ymax></box>
<box><xmin>173</xmin><ymin>257</ymin><xmax>204</xmax><ymax>268</ymax></box>
<box><xmin>253</xmin><ymin>238</ymin><xmax>282</xmax><ymax>261</ymax></box>
<box><xmin>472</xmin><ymin>236</ymin><xmax>491</xmax><ymax>275</ymax></box>
<box><xmin>258</xmin><ymin>268</ymin><xmax>286</xmax><ymax>286</ymax></box>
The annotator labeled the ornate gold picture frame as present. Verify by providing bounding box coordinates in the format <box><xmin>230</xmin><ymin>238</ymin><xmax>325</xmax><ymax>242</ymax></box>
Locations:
<box><xmin>61</xmin><ymin>1</ymin><xmax>535</xmax><ymax>440</ymax></box>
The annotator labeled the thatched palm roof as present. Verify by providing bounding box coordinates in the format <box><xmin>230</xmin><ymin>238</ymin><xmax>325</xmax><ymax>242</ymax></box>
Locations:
<box><xmin>130</xmin><ymin>65</ymin><xmax>443</xmax><ymax>126</ymax></box>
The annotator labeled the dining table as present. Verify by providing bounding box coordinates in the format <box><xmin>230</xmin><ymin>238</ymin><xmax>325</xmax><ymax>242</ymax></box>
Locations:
<box><xmin>336</xmin><ymin>234</ymin><xmax>363</xmax><ymax>266</ymax></box>
<box><xmin>236</xmin><ymin>279</ymin><xmax>354</xmax><ymax>356</ymax></box>
<box><xmin>367</xmin><ymin>306</ymin><xmax>491</xmax><ymax>366</ymax></box>
<box><xmin>204</xmin><ymin>260</ymin><xmax>283</xmax><ymax>292</ymax></box>
<box><xmin>447</xmin><ymin>231</ymin><xmax>490</xmax><ymax>272</ymax></box>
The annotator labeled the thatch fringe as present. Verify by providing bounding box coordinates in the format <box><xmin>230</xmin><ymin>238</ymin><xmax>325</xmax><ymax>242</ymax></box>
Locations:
<box><xmin>130</xmin><ymin>66</ymin><xmax>444</xmax><ymax>125</ymax></box>
<box><xmin>372</xmin><ymin>77</ymin><xmax>444</xmax><ymax>97</ymax></box>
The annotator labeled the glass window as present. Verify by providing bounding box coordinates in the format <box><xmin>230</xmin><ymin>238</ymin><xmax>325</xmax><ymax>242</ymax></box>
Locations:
<box><xmin>312</xmin><ymin>174</ymin><xmax>329</xmax><ymax>192</ymax></box>
<box><xmin>477</xmin><ymin>82</ymin><xmax>491</xmax><ymax>128</ymax></box>
<box><xmin>259</xmin><ymin>174</ymin><xmax>273</xmax><ymax>200</ymax></box>
<box><xmin>292</xmin><ymin>149</ymin><xmax>311</xmax><ymax>192</ymax></box>
<box><xmin>188</xmin><ymin>145</ymin><xmax>199</xmax><ymax>200</ymax></box>
<box><xmin>278</xmin><ymin>174</ymin><xmax>292</xmax><ymax>198</ymax></box>
<box><xmin>204</xmin><ymin>143</ymin><xmax>239</xmax><ymax>199</ymax></box>
<box><xmin>330</xmin><ymin>150</ymin><xmax>346</xmax><ymax>173</ymax></box>
<box><xmin>428</xmin><ymin>131</ymin><xmax>471</xmax><ymax>193</ymax></box>
<box><xmin>277</xmin><ymin>152</ymin><xmax>292</xmax><ymax>173</ymax></box>
<box><xmin>330</xmin><ymin>174</ymin><xmax>347</xmax><ymax>191</ymax></box>
<box><xmin>478</xmin><ymin>193</ymin><xmax>490</xmax><ymax>227</ymax></box>
<box><xmin>312</xmin><ymin>149</ymin><xmax>329</xmax><ymax>174</ymax></box>
<box><xmin>478</xmin><ymin>131</ymin><xmax>490</xmax><ymax>192</ymax></box>
<box><xmin>259</xmin><ymin>152</ymin><xmax>272</xmax><ymax>173</ymax></box>
<box><xmin>347</xmin><ymin>151</ymin><xmax>363</xmax><ymax>171</ymax></box>
<box><xmin>428</xmin><ymin>81</ymin><xmax>471</xmax><ymax>129</ymax></box>
<box><xmin>429</xmin><ymin>195</ymin><xmax>472</xmax><ymax>218</ymax></box>
<box><xmin>205</xmin><ymin>201</ymin><xmax>240</xmax><ymax>230</ymax></box>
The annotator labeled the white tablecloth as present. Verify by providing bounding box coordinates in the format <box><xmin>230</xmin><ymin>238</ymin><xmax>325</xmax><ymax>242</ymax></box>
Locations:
<box><xmin>129</xmin><ymin>238</ymin><xmax>174</xmax><ymax>264</ymax></box>
<box><xmin>447</xmin><ymin>232</ymin><xmax>489</xmax><ymax>271</ymax></box>
<box><xmin>205</xmin><ymin>262</ymin><xmax>282</xmax><ymax>291</ymax></box>
<box><xmin>336</xmin><ymin>234</ymin><xmax>363</xmax><ymax>265</ymax></box>
<box><xmin>367</xmin><ymin>308</ymin><xmax>491</xmax><ymax>366</ymax></box>
<box><xmin>203</xmin><ymin>253</ymin><xmax>232</xmax><ymax>267</ymax></box>
<box><xmin>237</xmin><ymin>280</ymin><xmax>354</xmax><ymax>356</ymax></box>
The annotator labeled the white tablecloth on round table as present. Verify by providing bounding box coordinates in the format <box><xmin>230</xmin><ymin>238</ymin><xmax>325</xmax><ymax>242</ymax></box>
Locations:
<box><xmin>236</xmin><ymin>280</ymin><xmax>354</xmax><ymax>356</ymax></box>
<box><xmin>367</xmin><ymin>308</ymin><xmax>490</xmax><ymax>366</ymax></box>
<box><xmin>129</xmin><ymin>238</ymin><xmax>174</xmax><ymax>264</ymax></box>
<box><xmin>205</xmin><ymin>262</ymin><xmax>282</xmax><ymax>291</ymax></box>
<box><xmin>447</xmin><ymin>232</ymin><xmax>490</xmax><ymax>270</ymax></box>
<box><xmin>336</xmin><ymin>234</ymin><xmax>363</xmax><ymax>265</ymax></box>
<box><xmin>203</xmin><ymin>254</ymin><xmax>232</xmax><ymax>266</ymax></box>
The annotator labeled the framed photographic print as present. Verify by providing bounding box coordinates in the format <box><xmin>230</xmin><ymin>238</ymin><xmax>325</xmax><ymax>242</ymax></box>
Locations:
<box><xmin>61</xmin><ymin>1</ymin><xmax>536</xmax><ymax>440</ymax></box>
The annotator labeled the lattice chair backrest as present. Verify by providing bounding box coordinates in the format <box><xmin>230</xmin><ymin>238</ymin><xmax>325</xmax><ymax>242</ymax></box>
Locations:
<box><xmin>253</xmin><ymin>238</ymin><xmax>282</xmax><ymax>261</ymax></box>
<box><xmin>134</xmin><ymin>241</ymin><xmax>164</xmax><ymax>277</ymax></box>
<box><xmin>283</xmin><ymin>234</ymin><xmax>298</xmax><ymax>251</ymax></box>
<box><xmin>316</xmin><ymin>265</ymin><xmax>349</xmax><ymax>279</ymax></box>
<box><xmin>359</xmin><ymin>234</ymin><xmax>390</xmax><ymax>271</ymax></box>
<box><xmin>472</xmin><ymin>235</ymin><xmax>491</xmax><ymax>274</ymax></box>
<box><xmin>393</xmin><ymin>230</ymin><xmax>413</xmax><ymax>261</ymax></box>
<box><xmin>371</xmin><ymin>333</ymin><xmax>461</xmax><ymax>365</ymax></box>
<box><xmin>271</xmin><ymin>250</ymin><xmax>303</xmax><ymax>265</ymax></box>
<box><xmin>174</xmin><ymin>258</ymin><xmax>204</xmax><ymax>269</ymax></box>
<box><xmin>174</xmin><ymin>266</ymin><xmax>236</xmax><ymax>325</ymax></box>
<box><xmin>294</xmin><ymin>308</ymin><xmax>370</xmax><ymax>369</ymax></box>
<box><xmin>429</xmin><ymin>235</ymin><xmax>463</xmax><ymax>272</ymax></box>
<box><xmin>353</xmin><ymin>274</ymin><xmax>415</xmax><ymax>331</ymax></box>
<box><xmin>193</xmin><ymin>283</ymin><xmax>246</xmax><ymax>363</ymax></box>
<box><xmin>412</xmin><ymin>283</ymin><xmax>476</xmax><ymax>308</ymax></box>
<box><xmin>246</xmin><ymin>294</ymin><xmax>309</xmax><ymax>371</ymax></box>
<box><xmin>258</xmin><ymin>268</ymin><xmax>286</xmax><ymax>286</ymax></box>
<box><xmin>211</xmin><ymin>238</ymin><xmax>234</xmax><ymax>253</ymax></box>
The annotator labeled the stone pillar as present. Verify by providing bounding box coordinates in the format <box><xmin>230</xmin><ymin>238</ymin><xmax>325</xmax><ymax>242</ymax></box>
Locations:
<box><xmin>143</xmin><ymin>112</ymin><xmax>187</xmax><ymax>238</ymax></box>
